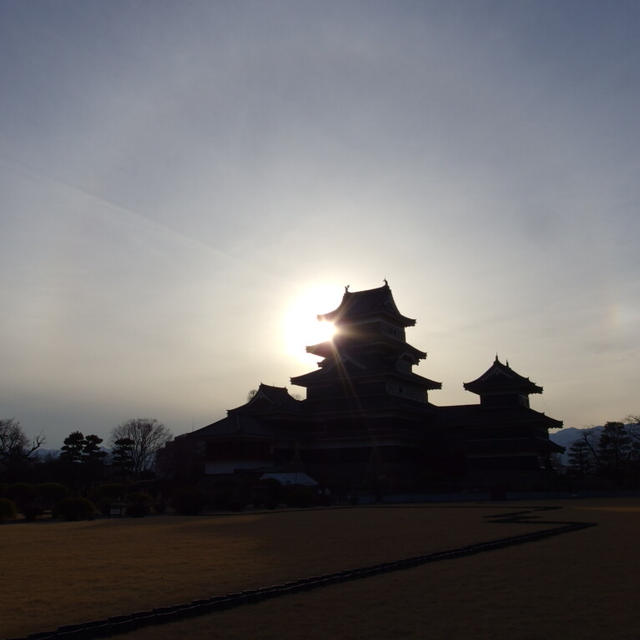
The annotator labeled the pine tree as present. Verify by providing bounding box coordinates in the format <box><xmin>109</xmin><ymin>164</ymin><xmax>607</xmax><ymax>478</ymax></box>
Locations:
<box><xmin>625</xmin><ymin>416</ymin><xmax>640</xmax><ymax>462</ymax></box>
<box><xmin>60</xmin><ymin>431</ymin><xmax>86</xmax><ymax>464</ymax></box>
<box><xmin>598</xmin><ymin>422</ymin><xmax>631</xmax><ymax>481</ymax></box>
<box><xmin>82</xmin><ymin>434</ymin><xmax>107</xmax><ymax>464</ymax></box>
<box><xmin>111</xmin><ymin>438</ymin><xmax>135</xmax><ymax>477</ymax></box>
<box><xmin>567</xmin><ymin>439</ymin><xmax>596</xmax><ymax>476</ymax></box>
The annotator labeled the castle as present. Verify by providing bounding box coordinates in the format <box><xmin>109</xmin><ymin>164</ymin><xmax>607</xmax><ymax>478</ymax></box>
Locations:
<box><xmin>161</xmin><ymin>282</ymin><xmax>562</xmax><ymax>494</ymax></box>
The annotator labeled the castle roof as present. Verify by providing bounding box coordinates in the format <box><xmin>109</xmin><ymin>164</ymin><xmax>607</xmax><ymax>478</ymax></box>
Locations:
<box><xmin>437</xmin><ymin>403</ymin><xmax>562</xmax><ymax>429</ymax></box>
<box><xmin>192</xmin><ymin>414</ymin><xmax>276</xmax><ymax>439</ymax></box>
<box><xmin>290</xmin><ymin>360</ymin><xmax>441</xmax><ymax>391</ymax></box>
<box><xmin>230</xmin><ymin>383</ymin><xmax>304</xmax><ymax>415</ymax></box>
<box><xmin>463</xmin><ymin>357</ymin><xmax>543</xmax><ymax>396</ymax></box>
<box><xmin>306</xmin><ymin>334</ymin><xmax>426</xmax><ymax>360</ymax></box>
<box><xmin>318</xmin><ymin>282</ymin><xmax>416</xmax><ymax>327</ymax></box>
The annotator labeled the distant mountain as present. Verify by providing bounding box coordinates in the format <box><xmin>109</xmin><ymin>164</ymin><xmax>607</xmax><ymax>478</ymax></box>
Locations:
<box><xmin>34</xmin><ymin>448</ymin><xmax>60</xmax><ymax>459</ymax></box>
<box><xmin>550</xmin><ymin>426</ymin><xmax>603</xmax><ymax>463</ymax></box>
<box><xmin>550</xmin><ymin>426</ymin><xmax>600</xmax><ymax>448</ymax></box>
<box><xmin>33</xmin><ymin>448</ymin><xmax>110</xmax><ymax>459</ymax></box>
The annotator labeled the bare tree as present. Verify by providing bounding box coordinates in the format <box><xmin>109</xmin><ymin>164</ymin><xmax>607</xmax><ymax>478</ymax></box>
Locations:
<box><xmin>110</xmin><ymin>419</ymin><xmax>172</xmax><ymax>474</ymax></box>
<box><xmin>0</xmin><ymin>418</ymin><xmax>44</xmax><ymax>481</ymax></box>
<box><xmin>580</xmin><ymin>429</ymin><xmax>600</xmax><ymax>468</ymax></box>
<box><xmin>0</xmin><ymin>418</ymin><xmax>44</xmax><ymax>462</ymax></box>
<box><xmin>567</xmin><ymin>439</ymin><xmax>596</xmax><ymax>476</ymax></box>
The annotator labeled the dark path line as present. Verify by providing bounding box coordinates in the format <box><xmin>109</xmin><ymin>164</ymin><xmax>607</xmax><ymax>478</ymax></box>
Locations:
<box><xmin>9</xmin><ymin>507</ymin><xmax>596</xmax><ymax>640</ymax></box>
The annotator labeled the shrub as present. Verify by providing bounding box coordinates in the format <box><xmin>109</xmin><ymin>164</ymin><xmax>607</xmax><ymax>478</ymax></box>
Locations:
<box><xmin>92</xmin><ymin>483</ymin><xmax>127</xmax><ymax>516</ymax></box>
<box><xmin>7</xmin><ymin>482</ymin><xmax>36</xmax><ymax>504</ymax></box>
<box><xmin>210</xmin><ymin>484</ymin><xmax>251</xmax><ymax>512</ymax></box>
<box><xmin>126</xmin><ymin>491</ymin><xmax>152</xmax><ymax>517</ymax></box>
<box><xmin>53</xmin><ymin>497</ymin><xmax>97</xmax><ymax>521</ymax></box>
<box><xmin>256</xmin><ymin>478</ymin><xmax>281</xmax><ymax>509</ymax></box>
<box><xmin>7</xmin><ymin>483</ymin><xmax>40</xmax><ymax>520</ymax></box>
<box><xmin>170</xmin><ymin>487</ymin><xmax>206</xmax><ymax>515</ymax></box>
<box><xmin>282</xmin><ymin>485</ymin><xmax>315</xmax><ymax>508</ymax></box>
<box><xmin>95</xmin><ymin>483</ymin><xmax>127</xmax><ymax>501</ymax></box>
<box><xmin>0</xmin><ymin>497</ymin><xmax>17</xmax><ymax>523</ymax></box>
<box><xmin>225</xmin><ymin>485</ymin><xmax>250</xmax><ymax>512</ymax></box>
<box><xmin>37</xmin><ymin>483</ymin><xmax>68</xmax><ymax>510</ymax></box>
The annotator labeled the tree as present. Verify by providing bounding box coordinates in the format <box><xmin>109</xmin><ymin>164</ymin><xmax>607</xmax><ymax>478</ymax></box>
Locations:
<box><xmin>60</xmin><ymin>431</ymin><xmax>86</xmax><ymax>489</ymax></box>
<box><xmin>598</xmin><ymin>422</ymin><xmax>631</xmax><ymax>481</ymax></box>
<box><xmin>567</xmin><ymin>439</ymin><xmax>596</xmax><ymax>477</ymax></box>
<box><xmin>0</xmin><ymin>419</ymin><xmax>44</xmax><ymax>462</ymax></box>
<box><xmin>60</xmin><ymin>431</ymin><xmax>86</xmax><ymax>464</ymax></box>
<box><xmin>580</xmin><ymin>429</ymin><xmax>600</xmax><ymax>468</ymax></box>
<box><xmin>110</xmin><ymin>419</ymin><xmax>172</xmax><ymax>475</ymax></box>
<box><xmin>82</xmin><ymin>434</ymin><xmax>107</xmax><ymax>465</ymax></box>
<box><xmin>60</xmin><ymin>432</ymin><xmax>107</xmax><ymax>488</ymax></box>
<box><xmin>625</xmin><ymin>415</ymin><xmax>640</xmax><ymax>460</ymax></box>
<box><xmin>111</xmin><ymin>438</ymin><xmax>135</xmax><ymax>476</ymax></box>
<box><xmin>0</xmin><ymin>419</ymin><xmax>44</xmax><ymax>481</ymax></box>
<box><xmin>82</xmin><ymin>434</ymin><xmax>107</xmax><ymax>486</ymax></box>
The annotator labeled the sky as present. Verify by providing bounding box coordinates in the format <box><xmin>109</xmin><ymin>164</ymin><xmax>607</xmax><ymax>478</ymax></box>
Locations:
<box><xmin>1</xmin><ymin>1</ymin><xmax>639</xmax><ymax>447</ymax></box>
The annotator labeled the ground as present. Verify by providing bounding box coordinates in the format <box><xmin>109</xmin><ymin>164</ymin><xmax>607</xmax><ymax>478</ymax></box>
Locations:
<box><xmin>2</xmin><ymin>500</ymin><xmax>639</xmax><ymax>639</ymax></box>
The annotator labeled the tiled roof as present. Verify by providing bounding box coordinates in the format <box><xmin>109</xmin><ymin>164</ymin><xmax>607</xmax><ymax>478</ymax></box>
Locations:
<box><xmin>231</xmin><ymin>383</ymin><xmax>304</xmax><ymax>415</ymax></box>
<box><xmin>318</xmin><ymin>282</ymin><xmax>416</xmax><ymax>327</ymax></box>
<box><xmin>437</xmin><ymin>403</ymin><xmax>562</xmax><ymax>430</ymax></box>
<box><xmin>306</xmin><ymin>334</ymin><xmax>426</xmax><ymax>360</ymax></box>
<box><xmin>291</xmin><ymin>360</ymin><xmax>441</xmax><ymax>390</ymax></box>
<box><xmin>188</xmin><ymin>414</ymin><xmax>276</xmax><ymax>439</ymax></box>
<box><xmin>463</xmin><ymin>357</ymin><xmax>543</xmax><ymax>395</ymax></box>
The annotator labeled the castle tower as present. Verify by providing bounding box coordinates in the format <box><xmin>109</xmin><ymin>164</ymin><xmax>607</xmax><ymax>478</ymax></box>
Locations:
<box><xmin>291</xmin><ymin>282</ymin><xmax>441</xmax><ymax>408</ymax></box>
<box><xmin>289</xmin><ymin>282</ymin><xmax>443</xmax><ymax>493</ymax></box>
<box><xmin>463</xmin><ymin>356</ymin><xmax>542</xmax><ymax>408</ymax></box>
<box><xmin>446</xmin><ymin>356</ymin><xmax>563</xmax><ymax>489</ymax></box>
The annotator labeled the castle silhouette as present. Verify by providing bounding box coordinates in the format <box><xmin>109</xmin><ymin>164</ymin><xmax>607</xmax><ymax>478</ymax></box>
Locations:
<box><xmin>161</xmin><ymin>282</ymin><xmax>562</xmax><ymax>495</ymax></box>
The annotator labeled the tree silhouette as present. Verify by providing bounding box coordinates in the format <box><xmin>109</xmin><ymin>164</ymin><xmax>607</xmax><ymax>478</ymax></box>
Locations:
<box><xmin>111</xmin><ymin>438</ymin><xmax>135</xmax><ymax>476</ymax></box>
<box><xmin>598</xmin><ymin>422</ymin><xmax>631</xmax><ymax>482</ymax></box>
<box><xmin>60</xmin><ymin>431</ymin><xmax>85</xmax><ymax>464</ymax></box>
<box><xmin>0</xmin><ymin>418</ymin><xmax>44</xmax><ymax>461</ymax></box>
<box><xmin>625</xmin><ymin>415</ymin><xmax>640</xmax><ymax>461</ymax></box>
<box><xmin>0</xmin><ymin>418</ymin><xmax>44</xmax><ymax>481</ymax></box>
<box><xmin>83</xmin><ymin>434</ymin><xmax>107</xmax><ymax>465</ymax></box>
<box><xmin>567</xmin><ymin>439</ymin><xmax>596</xmax><ymax>477</ymax></box>
<box><xmin>60</xmin><ymin>432</ymin><xmax>107</xmax><ymax>488</ymax></box>
<box><xmin>110</xmin><ymin>419</ymin><xmax>172</xmax><ymax>475</ymax></box>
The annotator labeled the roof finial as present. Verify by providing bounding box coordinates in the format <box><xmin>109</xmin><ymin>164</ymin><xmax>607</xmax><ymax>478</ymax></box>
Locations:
<box><xmin>383</xmin><ymin>278</ymin><xmax>388</xmax><ymax>287</ymax></box>
<box><xmin>345</xmin><ymin>284</ymin><xmax>350</xmax><ymax>293</ymax></box>
<box><xmin>495</xmin><ymin>353</ymin><xmax>499</xmax><ymax>363</ymax></box>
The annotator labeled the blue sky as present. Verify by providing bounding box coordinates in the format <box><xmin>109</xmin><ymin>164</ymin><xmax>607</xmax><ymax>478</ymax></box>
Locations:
<box><xmin>1</xmin><ymin>1</ymin><xmax>639</xmax><ymax>446</ymax></box>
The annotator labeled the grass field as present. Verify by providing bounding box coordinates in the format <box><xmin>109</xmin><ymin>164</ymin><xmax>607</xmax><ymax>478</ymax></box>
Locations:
<box><xmin>2</xmin><ymin>500</ymin><xmax>639</xmax><ymax>639</ymax></box>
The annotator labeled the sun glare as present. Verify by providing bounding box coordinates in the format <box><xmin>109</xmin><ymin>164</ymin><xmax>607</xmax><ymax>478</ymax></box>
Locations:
<box><xmin>283</xmin><ymin>285</ymin><xmax>339</xmax><ymax>362</ymax></box>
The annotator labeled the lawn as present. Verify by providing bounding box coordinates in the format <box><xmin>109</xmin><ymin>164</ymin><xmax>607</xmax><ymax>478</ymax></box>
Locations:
<box><xmin>1</xmin><ymin>504</ymin><xmax>554</xmax><ymax>638</ymax></box>
<box><xmin>120</xmin><ymin>499</ymin><xmax>640</xmax><ymax>640</ymax></box>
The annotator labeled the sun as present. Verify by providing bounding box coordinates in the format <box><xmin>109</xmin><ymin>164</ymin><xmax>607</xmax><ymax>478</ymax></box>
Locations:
<box><xmin>283</xmin><ymin>284</ymin><xmax>339</xmax><ymax>362</ymax></box>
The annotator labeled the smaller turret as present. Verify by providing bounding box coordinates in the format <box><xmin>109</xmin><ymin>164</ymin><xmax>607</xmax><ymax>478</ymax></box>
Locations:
<box><xmin>463</xmin><ymin>356</ymin><xmax>542</xmax><ymax>408</ymax></box>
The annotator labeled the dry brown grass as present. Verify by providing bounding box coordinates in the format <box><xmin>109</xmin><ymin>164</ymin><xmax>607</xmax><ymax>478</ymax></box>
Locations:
<box><xmin>120</xmin><ymin>499</ymin><xmax>640</xmax><ymax>640</ymax></box>
<box><xmin>1</xmin><ymin>504</ymin><xmax>552</xmax><ymax>637</ymax></box>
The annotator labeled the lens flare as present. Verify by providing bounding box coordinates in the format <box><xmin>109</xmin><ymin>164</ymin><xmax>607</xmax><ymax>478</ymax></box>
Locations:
<box><xmin>283</xmin><ymin>285</ymin><xmax>339</xmax><ymax>362</ymax></box>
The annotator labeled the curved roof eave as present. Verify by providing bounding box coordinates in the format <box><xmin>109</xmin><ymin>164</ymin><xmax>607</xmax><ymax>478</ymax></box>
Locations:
<box><xmin>318</xmin><ymin>283</ymin><xmax>416</xmax><ymax>327</ymax></box>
